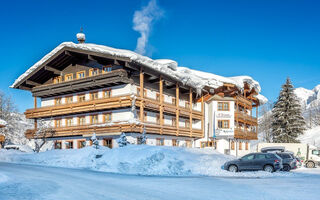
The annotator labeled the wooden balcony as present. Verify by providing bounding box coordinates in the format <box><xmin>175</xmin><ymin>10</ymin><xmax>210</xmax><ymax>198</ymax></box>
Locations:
<box><xmin>234</xmin><ymin>128</ymin><xmax>257</xmax><ymax>140</ymax></box>
<box><xmin>25</xmin><ymin>123</ymin><xmax>203</xmax><ymax>139</ymax></box>
<box><xmin>235</xmin><ymin>111</ymin><xmax>257</xmax><ymax>125</ymax></box>
<box><xmin>236</xmin><ymin>96</ymin><xmax>252</xmax><ymax>107</ymax></box>
<box><xmin>136</xmin><ymin>97</ymin><xmax>202</xmax><ymax>120</ymax></box>
<box><xmin>25</xmin><ymin>95</ymin><xmax>133</xmax><ymax>119</ymax></box>
<box><xmin>0</xmin><ymin>135</ymin><xmax>5</xmax><ymax>142</ymax></box>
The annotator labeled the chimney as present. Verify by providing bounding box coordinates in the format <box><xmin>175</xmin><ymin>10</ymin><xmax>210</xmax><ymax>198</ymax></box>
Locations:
<box><xmin>76</xmin><ymin>28</ymin><xmax>85</xmax><ymax>44</ymax></box>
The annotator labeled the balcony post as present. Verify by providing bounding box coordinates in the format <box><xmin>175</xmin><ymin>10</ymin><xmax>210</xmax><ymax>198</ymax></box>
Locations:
<box><xmin>189</xmin><ymin>88</ymin><xmax>193</xmax><ymax>137</ymax></box>
<box><xmin>139</xmin><ymin>68</ymin><xmax>144</xmax><ymax>124</ymax></box>
<box><xmin>34</xmin><ymin>96</ymin><xmax>37</xmax><ymax>130</ymax></box>
<box><xmin>201</xmin><ymin>95</ymin><xmax>204</xmax><ymax>137</ymax></box>
<box><xmin>176</xmin><ymin>83</ymin><xmax>179</xmax><ymax>136</ymax></box>
<box><xmin>159</xmin><ymin>76</ymin><xmax>163</xmax><ymax>134</ymax></box>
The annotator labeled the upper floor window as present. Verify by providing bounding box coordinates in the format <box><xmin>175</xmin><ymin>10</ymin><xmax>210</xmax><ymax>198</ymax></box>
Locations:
<box><xmin>66</xmin><ymin>96</ymin><xmax>73</xmax><ymax>104</ymax></box>
<box><xmin>65</xmin><ymin>73</ymin><xmax>73</xmax><ymax>81</ymax></box>
<box><xmin>55</xmin><ymin>119</ymin><xmax>62</xmax><ymax>128</ymax></box>
<box><xmin>78</xmin><ymin>94</ymin><xmax>86</xmax><ymax>102</ymax></box>
<box><xmin>185</xmin><ymin>101</ymin><xmax>190</xmax><ymax>109</ymax></box>
<box><xmin>89</xmin><ymin>68</ymin><xmax>99</xmax><ymax>76</ymax></box>
<box><xmin>172</xmin><ymin>117</ymin><xmax>176</xmax><ymax>127</ymax></box>
<box><xmin>53</xmin><ymin>76</ymin><xmax>62</xmax><ymax>84</ymax></box>
<box><xmin>77</xmin><ymin>71</ymin><xmax>85</xmax><ymax>79</ymax></box>
<box><xmin>172</xmin><ymin>97</ymin><xmax>176</xmax><ymax>105</ymax></box>
<box><xmin>66</xmin><ymin>118</ymin><xmax>73</xmax><ymax>127</ymax></box>
<box><xmin>91</xmin><ymin>115</ymin><xmax>99</xmax><ymax>124</ymax></box>
<box><xmin>102</xmin><ymin>66</ymin><xmax>112</xmax><ymax>73</ymax></box>
<box><xmin>55</xmin><ymin>98</ymin><xmax>62</xmax><ymax>105</ymax></box>
<box><xmin>218</xmin><ymin>102</ymin><xmax>229</xmax><ymax>111</ymax></box>
<box><xmin>78</xmin><ymin>116</ymin><xmax>86</xmax><ymax>125</ymax></box>
<box><xmin>156</xmin><ymin>114</ymin><xmax>160</xmax><ymax>124</ymax></box>
<box><xmin>91</xmin><ymin>92</ymin><xmax>99</xmax><ymax>100</ymax></box>
<box><xmin>185</xmin><ymin>119</ymin><xmax>190</xmax><ymax>128</ymax></box>
<box><xmin>218</xmin><ymin>120</ymin><xmax>229</xmax><ymax>129</ymax></box>
<box><xmin>104</xmin><ymin>113</ymin><xmax>112</xmax><ymax>123</ymax></box>
<box><xmin>104</xmin><ymin>89</ymin><xmax>111</xmax><ymax>98</ymax></box>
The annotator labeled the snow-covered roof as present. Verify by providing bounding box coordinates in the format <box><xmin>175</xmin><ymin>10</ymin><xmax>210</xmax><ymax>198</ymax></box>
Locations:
<box><xmin>0</xmin><ymin>119</ymin><xmax>7</xmax><ymax>126</ymax></box>
<box><xmin>11</xmin><ymin>42</ymin><xmax>267</xmax><ymax>104</ymax></box>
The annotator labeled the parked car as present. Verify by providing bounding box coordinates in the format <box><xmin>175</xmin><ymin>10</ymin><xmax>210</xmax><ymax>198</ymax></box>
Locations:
<box><xmin>223</xmin><ymin>153</ymin><xmax>283</xmax><ymax>173</ymax></box>
<box><xmin>276</xmin><ymin>152</ymin><xmax>297</xmax><ymax>171</ymax></box>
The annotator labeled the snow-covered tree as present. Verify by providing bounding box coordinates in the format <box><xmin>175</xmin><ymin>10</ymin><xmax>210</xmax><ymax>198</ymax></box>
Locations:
<box><xmin>271</xmin><ymin>78</ymin><xmax>306</xmax><ymax>143</ymax></box>
<box><xmin>117</xmin><ymin>133</ymin><xmax>129</xmax><ymax>147</ymax></box>
<box><xmin>137</xmin><ymin>126</ymin><xmax>147</xmax><ymax>144</ymax></box>
<box><xmin>34</xmin><ymin>119</ymin><xmax>54</xmax><ymax>153</ymax></box>
<box><xmin>91</xmin><ymin>133</ymin><xmax>99</xmax><ymax>149</ymax></box>
<box><xmin>258</xmin><ymin>102</ymin><xmax>274</xmax><ymax>142</ymax></box>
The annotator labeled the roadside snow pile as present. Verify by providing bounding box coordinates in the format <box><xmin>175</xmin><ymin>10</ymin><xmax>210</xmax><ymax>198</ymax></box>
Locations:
<box><xmin>0</xmin><ymin>173</ymin><xmax>9</xmax><ymax>184</ymax></box>
<box><xmin>0</xmin><ymin>145</ymin><xmax>292</xmax><ymax>178</ymax></box>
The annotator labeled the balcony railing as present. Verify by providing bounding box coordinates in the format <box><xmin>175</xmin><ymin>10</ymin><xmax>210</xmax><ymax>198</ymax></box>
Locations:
<box><xmin>234</xmin><ymin>128</ymin><xmax>257</xmax><ymax>140</ymax></box>
<box><xmin>234</xmin><ymin>110</ymin><xmax>257</xmax><ymax>125</ymax></box>
<box><xmin>25</xmin><ymin>122</ymin><xmax>203</xmax><ymax>139</ymax></box>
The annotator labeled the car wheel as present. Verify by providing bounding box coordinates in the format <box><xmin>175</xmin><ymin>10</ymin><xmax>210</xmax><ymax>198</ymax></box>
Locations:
<box><xmin>264</xmin><ymin>165</ymin><xmax>274</xmax><ymax>173</ymax></box>
<box><xmin>282</xmin><ymin>165</ymin><xmax>291</xmax><ymax>172</ymax></box>
<box><xmin>306</xmin><ymin>161</ymin><xmax>315</xmax><ymax>168</ymax></box>
<box><xmin>228</xmin><ymin>165</ymin><xmax>238</xmax><ymax>172</ymax></box>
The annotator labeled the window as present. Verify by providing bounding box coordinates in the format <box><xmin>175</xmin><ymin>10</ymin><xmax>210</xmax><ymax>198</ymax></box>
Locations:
<box><xmin>76</xmin><ymin>71</ymin><xmax>85</xmax><ymax>79</ymax></box>
<box><xmin>104</xmin><ymin>113</ymin><xmax>112</xmax><ymax>123</ymax></box>
<box><xmin>53</xmin><ymin>76</ymin><xmax>62</xmax><ymax>84</ymax></box>
<box><xmin>78</xmin><ymin>94</ymin><xmax>86</xmax><ymax>102</ymax></box>
<box><xmin>65</xmin><ymin>73</ymin><xmax>73</xmax><ymax>81</ymax></box>
<box><xmin>102</xmin><ymin>66</ymin><xmax>112</xmax><ymax>73</ymax></box>
<box><xmin>54</xmin><ymin>141</ymin><xmax>62</xmax><ymax>149</ymax></box>
<box><xmin>185</xmin><ymin>140</ymin><xmax>192</xmax><ymax>148</ymax></box>
<box><xmin>156</xmin><ymin>114</ymin><xmax>160</xmax><ymax>124</ymax></box>
<box><xmin>172</xmin><ymin>97</ymin><xmax>176</xmax><ymax>105</ymax></box>
<box><xmin>55</xmin><ymin>119</ymin><xmax>62</xmax><ymax>128</ymax></box>
<box><xmin>78</xmin><ymin>140</ymin><xmax>86</xmax><ymax>149</ymax></box>
<box><xmin>172</xmin><ymin>139</ymin><xmax>177</xmax><ymax>146</ymax></box>
<box><xmin>172</xmin><ymin>117</ymin><xmax>176</xmax><ymax>127</ymax></box>
<box><xmin>218</xmin><ymin>102</ymin><xmax>229</xmax><ymax>111</ymax></box>
<box><xmin>89</xmin><ymin>68</ymin><xmax>99</xmax><ymax>76</ymax></box>
<box><xmin>91</xmin><ymin>115</ymin><xmax>99</xmax><ymax>124</ymax></box>
<box><xmin>66</xmin><ymin>96</ymin><xmax>73</xmax><ymax>104</ymax></box>
<box><xmin>239</xmin><ymin>142</ymin><xmax>242</xmax><ymax>150</ymax></box>
<box><xmin>55</xmin><ymin>98</ymin><xmax>62</xmax><ymax>105</ymax></box>
<box><xmin>103</xmin><ymin>138</ymin><xmax>112</xmax><ymax>148</ymax></box>
<box><xmin>144</xmin><ymin>112</ymin><xmax>147</xmax><ymax>121</ymax></box>
<box><xmin>185</xmin><ymin>101</ymin><xmax>190</xmax><ymax>109</ymax></box>
<box><xmin>156</xmin><ymin>138</ymin><xmax>164</xmax><ymax>146</ymax></box>
<box><xmin>245</xmin><ymin>142</ymin><xmax>249</xmax><ymax>150</ymax></box>
<box><xmin>65</xmin><ymin>141</ymin><xmax>73</xmax><ymax>149</ymax></box>
<box><xmin>218</xmin><ymin>120</ymin><xmax>229</xmax><ymax>129</ymax></box>
<box><xmin>156</xmin><ymin>93</ymin><xmax>160</xmax><ymax>101</ymax></box>
<box><xmin>78</xmin><ymin>116</ymin><xmax>86</xmax><ymax>125</ymax></box>
<box><xmin>241</xmin><ymin>154</ymin><xmax>255</xmax><ymax>161</ymax></box>
<box><xmin>231</xmin><ymin>141</ymin><xmax>235</xmax><ymax>150</ymax></box>
<box><xmin>104</xmin><ymin>89</ymin><xmax>111</xmax><ymax>98</ymax></box>
<box><xmin>185</xmin><ymin>119</ymin><xmax>190</xmax><ymax>128</ymax></box>
<box><xmin>255</xmin><ymin>154</ymin><xmax>266</xmax><ymax>160</ymax></box>
<box><xmin>91</xmin><ymin>92</ymin><xmax>99</xmax><ymax>100</ymax></box>
<box><xmin>66</xmin><ymin>118</ymin><xmax>73</xmax><ymax>127</ymax></box>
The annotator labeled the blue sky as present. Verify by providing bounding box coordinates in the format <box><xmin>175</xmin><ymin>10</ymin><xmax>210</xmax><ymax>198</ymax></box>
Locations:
<box><xmin>1</xmin><ymin>0</ymin><xmax>319</xmax><ymax>112</ymax></box>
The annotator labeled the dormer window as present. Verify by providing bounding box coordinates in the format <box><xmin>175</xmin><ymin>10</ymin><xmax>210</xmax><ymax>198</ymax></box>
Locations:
<box><xmin>77</xmin><ymin>71</ymin><xmax>85</xmax><ymax>79</ymax></box>
<box><xmin>89</xmin><ymin>68</ymin><xmax>99</xmax><ymax>76</ymax></box>
<box><xmin>102</xmin><ymin>66</ymin><xmax>112</xmax><ymax>73</ymax></box>
<box><xmin>53</xmin><ymin>76</ymin><xmax>62</xmax><ymax>84</ymax></box>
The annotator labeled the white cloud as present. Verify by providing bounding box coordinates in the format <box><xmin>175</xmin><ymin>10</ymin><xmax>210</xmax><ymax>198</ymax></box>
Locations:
<box><xmin>133</xmin><ymin>0</ymin><xmax>163</xmax><ymax>55</ymax></box>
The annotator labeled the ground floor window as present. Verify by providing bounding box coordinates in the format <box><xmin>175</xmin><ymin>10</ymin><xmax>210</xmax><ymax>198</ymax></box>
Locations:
<box><xmin>156</xmin><ymin>138</ymin><xmax>164</xmax><ymax>146</ymax></box>
<box><xmin>54</xmin><ymin>141</ymin><xmax>62</xmax><ymax>149</ymax></box>
<box><xmin>103</xmin><ymin>138</ymin><xmax>112</xmax><ymax>148</ymax></box>
<box><xmin>245</xmin><ymin>142</ymin><xmax>249</xmax><ymax>150</ymax></box>
<box><xmin>172</xmin><ymin>139</ymin><xmax>177</xmax><ymax>146</ymax></box>
<box><xmin>65</xmin><ymin>141</ymin><xmax>73</xmax><ymax>149</ymax></box>
<box><xmin>239</xmin><ymin>142</ymin><xmax>242</xmax><ymax>150</ymax></box>
<box><xmin>231</xmin><ymin>141</ymin><xmax>235</xmax><ymax>150</ymax></box>
<box><xmin>200</xmin><ymin>141</ymin><xmax>216</xmax><ymax>148</ymax></box>
<box><xmin>185</xmin><ymin>140</ymin><xmax>192</xmax><ymax>148</ymax></box>
<box><xmin>78</xmin><ymin>140</ymin><xmax>86</xmax><ymax>149</ymax></box>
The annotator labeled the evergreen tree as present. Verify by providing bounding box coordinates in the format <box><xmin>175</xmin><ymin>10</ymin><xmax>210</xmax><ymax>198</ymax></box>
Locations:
<box><xmin>271</xmin><ymin>78</ymin><xmax>306</xmax><ymax>143</ymax></box>
<box><xmin>117</xmin><ymin>133</ymin><xmax>129</xmax><ymax>147</ymax></box>
<box><xmin>91</xmin><ymin>133</ymin><xmax>99</xmax><ymax>149</ymax></box>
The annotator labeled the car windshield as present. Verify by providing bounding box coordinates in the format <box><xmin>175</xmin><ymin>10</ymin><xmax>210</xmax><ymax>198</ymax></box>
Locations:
<box><xmin>241</xmin><ymin>154</ymin><xmax>255</xmax><ymax>160</ymax></box>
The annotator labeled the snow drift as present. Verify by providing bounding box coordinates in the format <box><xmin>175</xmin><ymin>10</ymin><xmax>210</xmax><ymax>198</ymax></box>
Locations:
<box><xmin>0</xmin><ymin>145</ymin><xmax>291</xmax><ymax>178</ymax></box>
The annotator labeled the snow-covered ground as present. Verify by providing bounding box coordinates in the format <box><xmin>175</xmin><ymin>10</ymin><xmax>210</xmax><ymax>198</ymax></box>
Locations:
<box><xmin>0</xmin><ymin>145</ymin><xmax>293</xmax><ymax>178</ymax></box>
<box><xmin>0</xmin><ymin>162</ymin><xmax>320</xmax><ymax>200</ymax></box>
<box><xmin>1</xmin><ymin>146</ymin><xmax>320</xmax><ymax>199</ymax></box>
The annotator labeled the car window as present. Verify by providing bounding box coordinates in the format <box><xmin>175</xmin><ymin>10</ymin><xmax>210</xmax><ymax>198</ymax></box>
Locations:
<box><xmin>312</xmin><ymin>150</ymin><xmax>320</xmax><ymax>155</ymax></box>
<box><xmin>277</xmin><ymin>153</ymin><xmax>291</xmax><ymax>159</ymax></box>
<box><xmin>242</xmin><ymin>154</ymin><xmax>255</xmax><ymax>160</ymax></box>
<box><xmin>266</xmin><ymin>153</ymin><xmax>278</xmax><ymax>159</ymax></box>
<box><xmin>255</xmin><ymin>154</ymin><xmax>266</xmax><ymax>159</ymax></box>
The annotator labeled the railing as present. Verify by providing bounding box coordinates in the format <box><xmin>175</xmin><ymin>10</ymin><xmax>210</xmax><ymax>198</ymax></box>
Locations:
<box><xmin>25</xmin><ymin>122</ymin><xmax>203</xmax><ymax>139</ymax></box>
<box><xmin>234</xmin><ymin>128</ymin><xmax>257</xmax><ymax>140</ymax></box>
<box><xmin>234</xmin><ymin>110</ymin><xmax>257</xmax><ymax>125</ymax></box>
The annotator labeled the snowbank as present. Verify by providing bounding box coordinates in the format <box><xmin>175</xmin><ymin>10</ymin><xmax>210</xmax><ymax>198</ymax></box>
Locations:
<box><xmin>0</xmin><ymin>145</ymin><xmax>292</xmax><ymax>178</ymax></box>
<box><xmin>10</xmin><ymin>42</ymin><xmax>267</xmax><ymax>104</ymax></box>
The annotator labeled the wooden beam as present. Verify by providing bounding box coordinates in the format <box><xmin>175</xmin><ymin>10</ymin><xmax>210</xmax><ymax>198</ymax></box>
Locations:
<box><xmin>125</xmin><ymin>62</ymin><xmax>137</xmax><ymax>70</ymax></box>
<box><xmin>88</xmin><ymin>55</ymin><xmax>97</xmax><ymax>61</ymax></box>
<box><xmin>139</xmin><ymin>68</ymin><xmax>144</xmax><ymax>123</ymax></box>
<box><xmin>18</xmin><ymin>85</ymin><xmax>31</xmax><ymax>90</ymax></box>
<box><xmin>44</xmin><ymin>66</ymin><xmax>61</xmax><ymax>75</ymax></box>
<box><xmin>167</xmin><ymin>84</ymin><xmax>176</xmax><ymax>90</ymax></box>
<box><xmin>176</xmin><ymin>83</ymin><xmax>179</xmax><ymax>136</ymax></box>
<box><xmin>159</xmin><ymin>76</ymin><xmax>163</xmax><ymax>134</ymax></box>
<box><xmin>189</xmin><ymin>88</ymin><xmax>193</xmax><ymax>137</ymax></box>
<box><xmin>26</xmin><ymin>80</ymin><xmax>41</xmax><ymax>87</ymax></box>
<box><xmin>149</xmin><ymin>78</ymin><xmax>160</xmax><ymax>84</ymax></box>
<box><xmin>114</xmin><ymin>60</ymin><xmax>120</xmax><ymax>65</ymax></box>
<box><xmin>34</xmin><ymin>97</ymin><xmax>37</xmax><ymax>109</ymax></box>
